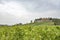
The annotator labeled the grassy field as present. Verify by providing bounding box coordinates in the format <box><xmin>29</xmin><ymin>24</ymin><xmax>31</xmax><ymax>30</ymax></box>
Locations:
<box><xmin>0</xmin><ymin>23</ymin><xmax>60</xmax><ymax>40</ymax></box>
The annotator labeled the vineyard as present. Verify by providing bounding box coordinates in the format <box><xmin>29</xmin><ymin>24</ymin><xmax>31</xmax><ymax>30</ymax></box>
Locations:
<box><xmin>0</xmin><ymin>23</ymin><xmax>60</xmax><ymax>40</ymax></box>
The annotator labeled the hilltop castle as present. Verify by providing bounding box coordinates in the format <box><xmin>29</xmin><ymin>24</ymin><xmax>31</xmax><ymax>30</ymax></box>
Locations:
<box><xmin>34</xmin><ymin>18</ymin><xmax>52</xmax><ymax>23</ymax></box>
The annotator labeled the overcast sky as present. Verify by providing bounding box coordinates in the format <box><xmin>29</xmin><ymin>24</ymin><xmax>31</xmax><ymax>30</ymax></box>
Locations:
<box><xmin>0</xmin><ymin>0</ymin><xmax>60</xmax><ymax>25</ymax></box>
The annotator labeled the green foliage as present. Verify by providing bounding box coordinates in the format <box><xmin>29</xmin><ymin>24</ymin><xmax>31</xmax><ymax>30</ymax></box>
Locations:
<box><xmin>0</xmin><ymin>23</ymin><xmax>60</xmax><ymax>40</ymax></box>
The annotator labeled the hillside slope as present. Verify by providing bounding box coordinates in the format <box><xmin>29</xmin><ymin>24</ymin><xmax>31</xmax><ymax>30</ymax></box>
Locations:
<box><xmin>0</xmin><ymin>23</ymin><xmax>60</xmax><ymax>40</ymax></box>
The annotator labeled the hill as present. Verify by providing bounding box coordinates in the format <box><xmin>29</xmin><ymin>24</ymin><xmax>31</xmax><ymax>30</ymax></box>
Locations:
<box><xmin>0</xmin><ymin>23</ymin><xmax>60</xmax><ymax>40</ymax></box>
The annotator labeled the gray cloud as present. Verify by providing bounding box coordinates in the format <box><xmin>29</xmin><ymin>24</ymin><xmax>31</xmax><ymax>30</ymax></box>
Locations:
<box><xmin>0</xmin><ymin>0</ymin><xmax>60</xmax><ymax>25</ymax></box>
<box><xmin>20</xmin><ymin>0</ymin><xmax>60</xmax><ymax>12</ymax></box>
<box><xmin>0</xmin><ymin>0</ymin><xmax>60</xmax><ymax>12</ymax></box>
